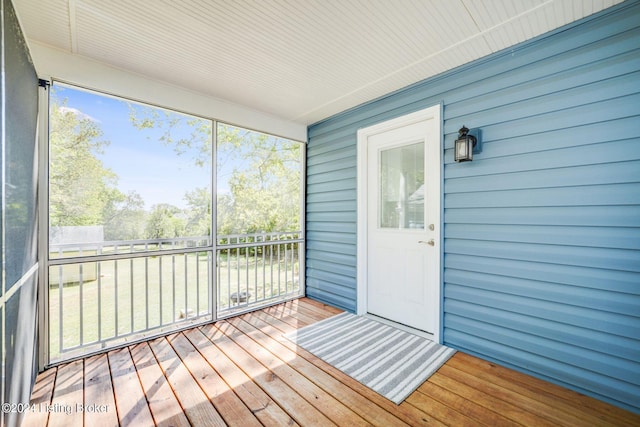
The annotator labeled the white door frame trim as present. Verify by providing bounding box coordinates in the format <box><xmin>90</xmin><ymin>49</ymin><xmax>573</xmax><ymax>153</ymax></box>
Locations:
<box><xmin>356</xmin><ymin>105</ymin><xmax>442</xmax><ymax>343</ymax></box>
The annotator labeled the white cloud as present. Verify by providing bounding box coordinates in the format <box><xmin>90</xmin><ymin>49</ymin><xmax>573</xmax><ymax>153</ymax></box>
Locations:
<box><xmin>58</xmin><ymin>106</ymin><xmax>100</xmax><ymax>123</ymax></box>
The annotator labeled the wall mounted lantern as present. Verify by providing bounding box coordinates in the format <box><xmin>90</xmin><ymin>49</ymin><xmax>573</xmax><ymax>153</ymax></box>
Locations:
<box><xmin>454</xmin><ymin>125</ymin><xmax>480</xmax><ymax>162</ymax></box>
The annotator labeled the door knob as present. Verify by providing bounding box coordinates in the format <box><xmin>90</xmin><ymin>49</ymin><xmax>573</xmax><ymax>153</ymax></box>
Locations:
<box><xmin>418</xmin><ymin>239</ymin><xmax>435</xmax><ymax>246</ymax></box>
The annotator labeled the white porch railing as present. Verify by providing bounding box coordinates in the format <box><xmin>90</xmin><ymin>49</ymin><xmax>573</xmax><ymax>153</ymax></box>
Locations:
<box><xmin>216</xmin><ymin>232</ymin><xmax>302</xmax><ymax>316</ymax></box>
<box><xmin>47</xmin><ymin>232</ymin><xmax>303</xmax><ymax>363</ymax></box>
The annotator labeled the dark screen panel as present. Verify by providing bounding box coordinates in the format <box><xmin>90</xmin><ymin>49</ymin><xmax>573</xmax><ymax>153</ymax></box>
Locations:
<box><xmin>4</xmin><ymin>0</ymin><xmax>39</xmax><ymax>289</ymax></box>
<box><xmin>1</xmin><ymin>1</ymin><xmax>40</xmax><ymax>425</ymax></box>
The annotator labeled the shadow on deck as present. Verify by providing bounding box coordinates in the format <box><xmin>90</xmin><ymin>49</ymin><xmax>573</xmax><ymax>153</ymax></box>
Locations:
<box><xmin>23</xmin><ymin>297</ymin><xmax>639</xmax><ymax>426</ymax></box>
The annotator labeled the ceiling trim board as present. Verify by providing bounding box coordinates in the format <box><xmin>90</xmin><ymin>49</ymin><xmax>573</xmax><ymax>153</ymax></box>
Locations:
<box><xmin>28</xmin><ymin>41</ymin><xmax>307</xmax><ymax>142</ymax></box>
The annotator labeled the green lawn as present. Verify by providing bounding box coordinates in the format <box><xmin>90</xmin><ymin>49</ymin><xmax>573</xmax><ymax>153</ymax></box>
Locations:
<box><xmin>48</xmin><ymin>250</ymin><xmax>299</xmax><ymax>360</ymax></box>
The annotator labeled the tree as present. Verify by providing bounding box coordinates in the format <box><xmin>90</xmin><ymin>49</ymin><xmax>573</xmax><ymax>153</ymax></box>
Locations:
<box><xmin>145</xmin><ymin>204</ymin><xmax>186</xmax><ymax>239</ymax></box>
<box><xmin>217</xmin><ymin>126</ymin><xmax>300</xmax><ymax>234</ymax></box>
<box><xmin>102</xmin><ymin>191</ymin><xmax>147</xmax><ymax>240</ymax></box>
<box><xmin>49</xmin><ymin>98</ymin><xmax>116</xmax><ymax>227</ymax></box>
<box><xmin>128</xmin><ymin>103</ymin><xmax>212</xmax><ymax>167</ymax></box>
<box><xmin>183</xmin><ymin>187</ymin><xmax>211</xmax><ymax>237</ymax></box>
<box><xmin>50</xmin><ymin>96</ymin><xmax>148</xmax><ymax>242</ymax></box>
<box><xmin>127</xmin><ymin>106</ymin><xmax>302</xmax><ymax>237</ymax></box>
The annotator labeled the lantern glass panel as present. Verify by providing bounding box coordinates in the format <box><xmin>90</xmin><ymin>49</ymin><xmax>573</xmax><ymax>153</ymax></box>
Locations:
<box><xmin>454</xmin><ymin>138</ymin><xmax>471</xmax><ymax>161</ymax></box>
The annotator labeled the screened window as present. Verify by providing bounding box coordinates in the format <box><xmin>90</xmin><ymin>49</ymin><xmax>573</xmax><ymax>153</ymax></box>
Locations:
<box><xmin>47</xmin><ymin>83</ymin><xmax>213</xmax><ymax>361</ymax></box>
<box><xmin>45</xmin><ymin>83</ymin><xmax>304</xmax><ymax>363</ymax></box>
<box><xmin>49</xmin><ymin>83</ymin><xmax>212</xmax><ymax>258</ymax></box>
<box><xmin>217</xmin><ymin>123</ymin><xmax>301</xmax><ymax>235</ymax></box>
<box><xmin>216</xmin><ymin>124</ymin><xmax>303</xmax><ymax>313</ymax></box>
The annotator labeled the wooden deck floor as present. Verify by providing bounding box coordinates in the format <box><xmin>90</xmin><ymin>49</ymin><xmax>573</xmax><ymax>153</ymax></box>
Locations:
<box><xmin>24</xmin><ymin>297</ymin><xmax>639</xmax><ymax>426</ymax></box>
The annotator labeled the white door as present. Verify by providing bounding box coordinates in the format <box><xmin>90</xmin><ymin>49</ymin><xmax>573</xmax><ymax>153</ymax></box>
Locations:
<box><xmin>357</xmin><ymin>106</ymin><xmax>441</xmax><ymax>335</ymax></box>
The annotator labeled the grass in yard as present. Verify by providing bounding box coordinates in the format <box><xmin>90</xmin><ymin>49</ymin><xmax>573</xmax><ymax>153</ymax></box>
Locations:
<box><xmin>48</xmin><ymin>251</ymin><xmax>299</xmax><ymax>361</ymax></box>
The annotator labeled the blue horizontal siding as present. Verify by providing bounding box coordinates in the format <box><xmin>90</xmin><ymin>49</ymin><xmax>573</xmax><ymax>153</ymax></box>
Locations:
<box><xmin>306</xmin><ymin>168</ymin><xmax>356</xmax><ymax>185</ymax></box>
<box><xmin>307</xmin><ymin>181</ymin><xmax>355</xmax><ymax>195</ymax></box>
<box><xmin>446</xmin><ymin>300</ymin><xmax>639</xmax><ymax>362</ymax></box>
<box><xmin>306</xmin><ymin>221</ymin><xmax>355</xmax><ymax>235</ymax></box>
<box><xmin>445</xmin><ymin>274</ymin><xmax>639</xmax><ymax>322</ymax></box>
<box><xmin>306</xmin><ymin>258</ymin><xmax>356</xmax><ymax>278</ymax></box>
<box><xmin>446</xmin><ymin>239</ymin><xmax>639</xmax><ymax>270</ymax></box>
<box><xmin>446</xmin><ymin>116</ymin><xmax>638</xmax><ymax>161</ymax></box>
<box><xmin>306</xmin><ymin>0</ymin><xmax>640</xmax><ymax>412</ymax></box>
<box><xmin>444</xmin><ymin>254</ymin><xmax>639</xmax><ymax>295</ymax></box>
<box><xmin>306</xmin><ymin>146</ymin><xmax>355</xmax><ymax>167</ymax></box>
<box><xmin>444</xmin><ymin>224</ymin><xmax>640</xmax><ymax>250</ymax></box>
<box><xmin>306</xmin><ymin>230</ymin><xmax>355</xmax><ymax>245</ymax></box>
<box><xmin>307</xmin><ymin>250</ymin><xmax>356</xmax><ymax>268</ymax></box>
<box><xmin>445</xmin><ymin>315</ymin><xmax>638</xmax><ymax>383</ymax></box>
<box><xmin>446</xmin><ymin>183</ymin><xmax>640</xmax><ymax>208</ymax></box>
<box><xmin>446</xmin><ymin>138</ymin><xmax>640</xmax><ymax>178</ymax></box>
<box><xmin>306</xmin><ymin>275</ymin><xmax>357</xmax><ymax>312</ymax></box>
<box><xmin>446</xmin><ymin>159</ymin><xmax>640</xmax><ymax>193</ymax></box>
<box><xmin>307</xmin><ymin>156</ymin><xmax>357</xmax><ymax>176</ymax></box>
<box><xmin>307</xmin><ymin>240</ymin><xmax>356</xmax><ymax>257</ymax></box>
<box><xmin>445</xmin><ymin>73</ymin><xmax>640</xmax><ymax>129</ymax></box>
<box><xmin>445</xmin><ymin>205</ymin><xmax>640</xmax><ymax>227</ymax></box>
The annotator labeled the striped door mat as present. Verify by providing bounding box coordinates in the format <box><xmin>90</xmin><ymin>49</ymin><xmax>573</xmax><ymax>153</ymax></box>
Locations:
<box><xmin>284</xmin><ymin>312</ymin><xmax>456</xmax><ymax>404</ymax></box>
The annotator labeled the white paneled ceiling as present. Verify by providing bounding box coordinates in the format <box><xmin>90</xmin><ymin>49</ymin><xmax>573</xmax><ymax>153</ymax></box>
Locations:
<box><xmin>14</xmin><ymin>0</ymin><xmax>623</xmax><ymax>126</ymax></box>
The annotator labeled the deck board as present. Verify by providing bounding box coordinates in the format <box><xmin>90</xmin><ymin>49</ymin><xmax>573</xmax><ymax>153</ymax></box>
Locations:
<box><xmin>24</xmin><ymin>297</ymin><xmax>640</xmax><ymax>426</ymax></box>
<box><xmin>236</xmin><ymin>309</ymin><xmax>439</xmax><ymax>426</ymax></box>
<box><xmin>47</xmin><ymin>359</ymin><xmax>83</xmax><ymax>427</ymax></box>
<box><xmin>449</xmin><ymin>352</ymin><xmax>638</xmax><ymax>427</ymax></box>
<box><xmin>217</xmin><ymin>320</ymin><xmax>370</xmax><ymax>426</ymax></box>
<box><xmin>182</xmin><ymin>327</ymin><xmax>297</xmax><ymax>426</ymax></box>
<box><xmin>167</xmin><ymin>332</ymin><xmax>262</xmax><ymax>427</ymax></box>
<box><xmin>83</xmin><ymin>354</ymin><xmax>118</xmax><ymax>426</ymax></box>
<box><xmin>416</xmin><ymin>381</ymin><xmax>518</xmax><ymax>427</ymax></box>
<box><xmin>130</xmin><ymin>342</ymin><xmax>190</xmax><ymax>427</ymax></box>
<box><xmin>228</xmin><ymin>316</ymin><xmax>409</xmax><ymax>426</ymax></box>
<box><xmin>23</xmin><ymin>366</ymin><xmax>56</xmax><ymax>427</ymax></box>
<box><xmin>243</xmin><ymin>302</ymin><xmax>442</xmax><ymax>426</ymax></box>
<box><xmin>108</xmin><ymin>347</ymin><xmax>155</xmax><ymax>426</ymax></box>
<box><xmin>427</xmin><ymin>367</ymin><xmax>559</xmax><ymax>427</ymax></box>
<box><xmin>405</xmin><ymin>387</ymin><xmax>487</xmax><ymax>427</ymax></box>
<box><xmin>201</xmin><ymin>322</ymin><xmax>336</xmax><ymax>426</ymax></box>
<box><xmin>148</xmin><ymin>336</ymin><xmax>226</xmax><ymax>426</ymax></box>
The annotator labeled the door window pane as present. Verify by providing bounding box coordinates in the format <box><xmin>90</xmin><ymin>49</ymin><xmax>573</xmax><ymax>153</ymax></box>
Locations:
<box><xmin>379</xmin><ymin>142</ymin><xmax>425</xmax><ymax>229</ymax></box>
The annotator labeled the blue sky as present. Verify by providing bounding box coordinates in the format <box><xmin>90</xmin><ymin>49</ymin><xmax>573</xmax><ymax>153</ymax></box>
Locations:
<box><xmin>52</xmin><ymin>84</ymin><xmax>214</xmax><ymax>209</ymax></box>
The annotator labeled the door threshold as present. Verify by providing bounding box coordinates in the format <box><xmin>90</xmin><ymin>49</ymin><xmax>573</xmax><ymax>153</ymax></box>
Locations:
<box><xmin>364</xmin><ymin>313</ymin><xmax>434</xmax><ymax>340</ymax></box>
